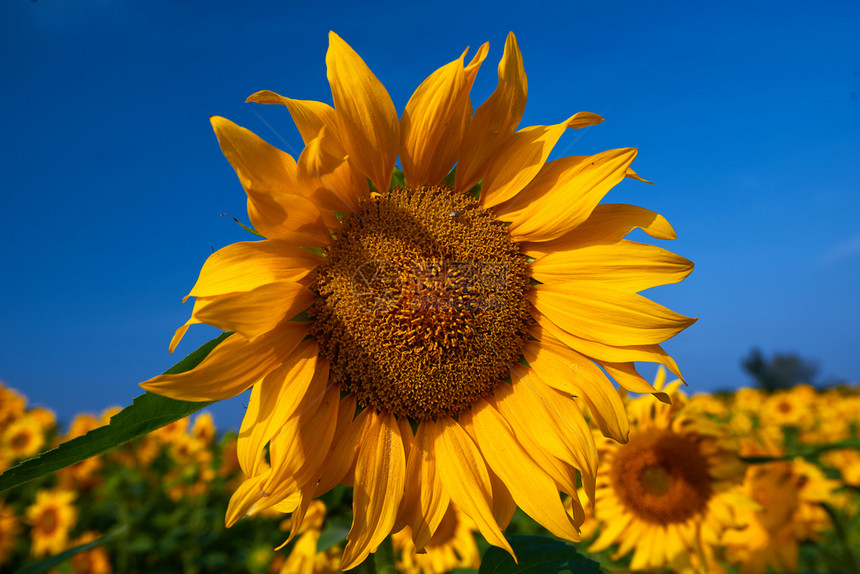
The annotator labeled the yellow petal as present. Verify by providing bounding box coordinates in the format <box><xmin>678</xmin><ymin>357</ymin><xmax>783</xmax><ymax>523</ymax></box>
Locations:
<box><xmin>486</xmin><ymin>388</ymin><xmax>580</xmax><ymax>498</ymax></box>
<box><xmin>497</xmin><ymin>366</ymin><xmax>598</xmax><ymax>498</ymax></box>
<box><xmin>480</xmin><ymin>112</ymin><xmax>604</xmax><ymax>209</ymax></box>
<box><xmin>456</xmin><ymin>32</ymin><xmax>527</xmax><ymax>193</ymax></box>
<box><xmin>237</xmin><ymin>340</ymin><xmax>320</xmax><ymax>476</ymax></box>
<box><xmin>225</xmin><ymin>472</ymin><xmax>270</xmax><ymax>527</ymax></box>
<box><xmin>598</xmin><ymin>361</ymin><xmax>671</xmax><ymax>403</ymax></box>
<box><xmin>428</xmin><ymin>417</ymin><xmax>513</xmax><ymax>557</ymax></box>
<box><xmin>185</xmin><ymin>240</ymin><xmax>320</xmax><ymax>301</ymax></box>
<box><xmin>313</xmin><ymin>395</ymin><xmax>363</xmax><ymax>497</ymax></box>
<box><xmin>342</xmin><ymin>412</ymin><xmax>406</xmax><ymax>570</ymax></box>
<box><xmin>532</xmin><ymin>284</ymin><xmax>697</xmax><ymax>347</ymax></box>
<box><xmin>401</xmin><ymin>44</ymin><xmax>489</xmax><ymax>186</ymax></box>
<box><xmin>186</xmin><ymin>282</ymin><xmax>315</xmax><ymax>341</ymax></box>
<box><xmin>464</xmin><ymin>398</ymin><xmax>581</xmax><ymax>542</ymax></box>
<box><xmin>530</xmin><ymin>239</ymin><xmax>694</xmax><ymax>292</ymax></box>
<box><xmin>530</xmin><ymin>310</ymin><xmax>684</xmax><ymax>380</ymax></box>
<box><xmin>522</xmin><ymin>203</ymin><xmax>677</xmax><ymax>258</ymax></box>
<box><xmin>297</xmin><ymin>127</ymin><xmax>366</xmax><ymax>213</ymax></box>
<box><xmin>625</xmin><ymin>166</ymin><xmax>652</xmax><ymax>185</ymax></box>
<box><xmin>239</xmin><ymin>384</ymin><xmax>340</xmax><ymax>518</ymax></box>
<box><xmin>487</xmin><ymin>469</ymin><xmax>516</xmax><ymax>531</ymax></box>
<box><xmin>140</xmin><ymin>322</ymin><xmax>308</xmax><ymax>401</ymax></box>
<box><xmin>210</xmin><ymin>116</ymin><xmax>331</xmax><ymax>246</ymax></box>
<box><xmin>265</xmin><ymin>382</ymin><xmax>340</xmax><ymax>493</ymax></box>
<box><xmin>500</xmin><ymin>148</ymin><xmax>636</xmax><ymax>242</ymax></box>
<box><xmin>522</xmin><ymin>337</ymin><xmax>628</xmax><ymax>442</ymax></box>
<box><xmin>326</xmin><ymin>32</ymin><xmax>399</xmax><ymax>194</ymax></box>
<box><xmin>402</xmin><ymin>421</ymin><xmax>451</xmax><ymax>551</ymax></box>
<box><xmin>246</xmin><ymin>91</ymin><xmax>338</xmax><ymax>145</ymax></box>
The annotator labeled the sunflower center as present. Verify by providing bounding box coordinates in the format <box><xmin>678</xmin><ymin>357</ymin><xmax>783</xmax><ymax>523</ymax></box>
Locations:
<box><xmin>11</xmin><ymin>430</ymin><xmax>30</xmax><ymax>450</ymax></box>
<box><xmin>40</xmin><ymin>508</ymin><xmax>59</xmax><ymax>534</ymax></box>
<box><xmin>310</xmin><ymin>185</ymin><xmax>532</xmax><ymax>420</ymax></box>
<box><xmin>610</xmin><ymin>429</ymin><xmax>713</xmax><ymax>524</ymax></box>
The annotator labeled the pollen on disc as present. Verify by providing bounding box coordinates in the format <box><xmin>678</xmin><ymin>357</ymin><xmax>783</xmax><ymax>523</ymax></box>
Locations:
<box><xmin>309</xmin><ymin>185</ymin><xmax>532</xmax><ymax>421</ymax></box>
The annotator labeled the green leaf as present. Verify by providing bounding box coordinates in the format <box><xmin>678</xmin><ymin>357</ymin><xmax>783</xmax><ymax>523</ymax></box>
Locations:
<box><xmin>479</xmin><ymin>536</ymin><xmax>602</xmax><ymax>574</ymax></box>
<box><xmin>13</xmin><ymin>525</ymin><xmax>128</xmax><ymax>574</ymax></box>
<box><xmin>441</xmin><ymin>167</ymin><xmax>456</xmax><ymax>187</ymax></box>
<box><xmin>317</xmin><ymin>524</ymin><xmax>350</xmax><ymax>552</ymax></box>
<box><xmin>0</xmin><ymin>333</ymin><xmax>231</xmax><ymax>493</ymax></box>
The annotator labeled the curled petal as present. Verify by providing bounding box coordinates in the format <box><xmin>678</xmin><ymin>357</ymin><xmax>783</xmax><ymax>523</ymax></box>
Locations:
<box><xmin>210</xmin><ymin>116</ymin><xmax>331</xmax><ymax>246</ymax></box>
<box><xmin>140</xmin><ymin>322</ymin><xmax>308</xmax><ymax>401</ymax></box>
<box><xmin>500</xmin><ymin>148</ymin><xmax>635</xmax><ymax>242</ymax></box>
<box><xmin>342</xmin><ymin>411</ymin><xmax>406</xmax><ymax>570</ymax></box>
<box><xmin>479</xmin><ymin>112</ymin><xmax>603</xmax><ymax>209</ymax></box>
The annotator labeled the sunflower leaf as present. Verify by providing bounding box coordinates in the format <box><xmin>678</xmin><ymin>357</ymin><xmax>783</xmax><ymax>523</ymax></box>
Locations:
<box><xmin>0</xmin><ymin>333</ymin><xmax>231</xmax><ymax>494</ymax></box>
<box><xmin>12</xmin><ymin>524</ymin><xmax>129</xmax><ymax>574</ymax></box>
<box><xmin>478</xmin><ymin>535</ymin><xmax>602</xmax><ymax>574</ymax></box>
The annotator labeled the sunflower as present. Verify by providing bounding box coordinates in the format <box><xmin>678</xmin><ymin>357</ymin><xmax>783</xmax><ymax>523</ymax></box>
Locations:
<box><xmin>588</xmin><ymin>370</ymin><xmax>752</xmax><ymax>573</ymax></box>
<box><xmin>277</xmin><ymin>500</ymin><xmax>341</xmax><ymax>574</ymax></box>
<box><xmin>141</xmin><ymin>31</ymin><xmax>695</xmax><ymax>568</ymax></box>
<box><xmin>393</xmin><ymin>506</ymin><xmax>480</xmax><ymax>574</ymax></box>
<box><xmin>722</xmin><ymin>437</ymin><xmax>840</xmax><ymax>574</ymax></box>
<box><xmin>2</xmin><ymin>414</ymin><xmax>47</xmax><ymax>462</ymax></box>
<box><xmin>25</xmin><ymin>489</ymin><xmax>77</xmax><ymax>557</ymax></box>
<box><xmin>0</xmin><ymin>501</ymin><xmax>20</xmax><ymax>567</ymax></box>
<box><xmin>65</xmin><ymin>531</ymin><xmax>113</xmax><ymax>574</ymax></box>
<box><xmin>0</xmin><ymin>382</ymin><xmax>26</xmax><ymax>428</ymax></box>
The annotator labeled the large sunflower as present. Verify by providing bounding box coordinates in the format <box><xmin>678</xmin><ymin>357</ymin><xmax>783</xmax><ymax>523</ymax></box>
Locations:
<box><xmin>141</xmin><ymin>31</ymin><xmax>695</xmax><ymax>568</ymax></box>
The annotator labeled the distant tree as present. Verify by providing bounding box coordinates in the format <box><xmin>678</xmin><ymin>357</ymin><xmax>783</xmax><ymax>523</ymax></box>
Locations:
<box><xmin>741</xmin><ymin>348</ymin><xmax>819</xmax><ymax>391</ymax></box>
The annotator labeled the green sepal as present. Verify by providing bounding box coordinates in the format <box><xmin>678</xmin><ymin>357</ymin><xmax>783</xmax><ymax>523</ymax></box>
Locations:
<box><xmin>0</xmin><ymin>333</ymin><xmax>232</xmax><ymax>493</ymax></box>
<box><xmin>478</xmin><ymin>536</ymin><xmax>602</xmax><ymax>574</ymax></box>
<box><xmin>221</xmin><ymin>213</ymin><xmax>264</xmax><ymax>237</ymax></box>
<box><xmin>466</xmin><ymin>181</ymin><xmax>482</xmax><ymax>200</ymax></box>
<box><xmin>391</xmin><ymin>166</ymin><xmax>406</xmax><ymax>189</ymax></box>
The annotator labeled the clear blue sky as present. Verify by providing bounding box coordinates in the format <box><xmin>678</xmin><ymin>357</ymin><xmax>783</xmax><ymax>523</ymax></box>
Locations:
<box><xmin>2</xmin><ymin>1</ymin><xmax>858</xmax><ymax>431</ymax></box>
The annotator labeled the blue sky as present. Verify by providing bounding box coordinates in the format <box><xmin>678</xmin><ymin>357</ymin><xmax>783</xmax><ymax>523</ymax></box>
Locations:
<box><xmin>1</xmin><ymin>1</ymin><xmax>858</xmax><ymax>431</ymax></box>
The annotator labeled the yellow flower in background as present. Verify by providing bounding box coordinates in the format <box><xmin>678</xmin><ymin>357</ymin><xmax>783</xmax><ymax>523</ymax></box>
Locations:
<box><xmin>25</xmin><ymin>489</ymin><xmax>77</xmax><ymax>557</ymax></box>
<box><xmin>2</xmin><ymin>415</ymin><xmax>46</xmax><ymax>463</ymax></box>
<box><xmin>760</xmin><ymin>389</ymin><xmax>814</xmax><ymax>429</ymax></box>
<box><xmin>192</xmin><ymin>412</ymin><xmax>216</xmax><ymax>444</ymax></box>
<box><xmin>732</xmin><ymin>387</ymin><xmax>765</xmax><ymax>415</ymax></box>
<box><xmin>141</xmin><ymin>31</ymin><xmax>695</xmax><ymax>567</ymax></box>
<box><xmin>0</xmin><ymin>382</ymin><xmax>26</xmax><ymax>428</ymax></box>
<box><xmin>57</xmin><ymin>412</ymin><xmax>107</xmax><ymax>491</ymax></box>
<box><xmin>589</xmin><ymin>369</ymin><xmax>752</xmax><ymax>573</ymax></box>
<box><xmin>723</xmin><ymin>438</ymin><xmax>841</xmax><ymax>574</ymax></box>
<box><xmin>27</xmin><ymin>407</ymin><xmax>56</xmax><ymax>433</ymax></box>
<box><xmin>0</xmin><ymin>501</ymin><xmax>20</xmax><ymax>567</ymax></box>
<box><xmin>277</xmin><ymin>501</ymin><xmax>341</xmax><ymax>574</ymax></box>
<box><xmin>62</xmin><ymin>531</ymin><xmax>112</xmax><ymax>574</ymax></box>
<box><xmin>393</xmin><ymin>506</ymin><xmax>481</xmax><ymax>574</ymax></box>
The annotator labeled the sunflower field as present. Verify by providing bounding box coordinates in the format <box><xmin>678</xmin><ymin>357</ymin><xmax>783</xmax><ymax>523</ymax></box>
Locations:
<box><xmin>3</xmin><ymin>29</ymin><xmax>860</xmax><ymax>574</ymax></box>
<box><xmin>2</xmin><ymin>376</ymin><xmax>860</xmax><ymax>574</ymax></box>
